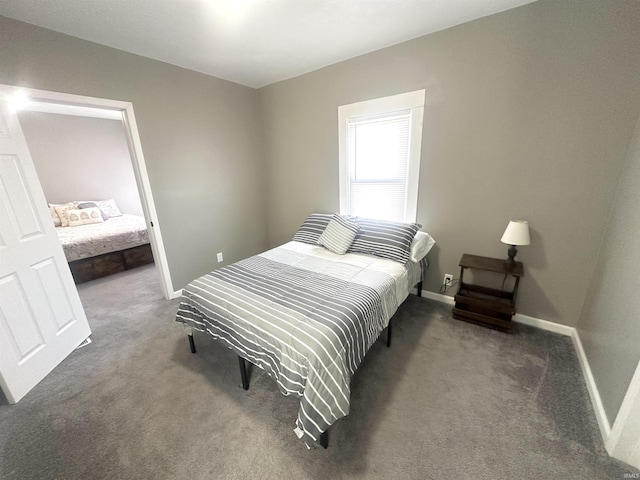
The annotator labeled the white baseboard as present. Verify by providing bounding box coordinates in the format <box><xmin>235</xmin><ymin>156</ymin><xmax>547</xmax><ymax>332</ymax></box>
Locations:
<box><xmin>421</xmin><ymin>290</ymin><xmax>612</xmax><ymax>444</ymax></box>
<box><xmin>419</xmin><ymin>290</ymin><xmax>572</xmax><ymax>335</ymax></box>
<box><xmin>571</xmin><ymin>329</ymin><xmax>612</xmax><ymax>443</ymax></box>
<box><xmin>513</xmin><ymin>313</ymin><xmax>574</xmax><ymax>336</ymax></box>
<box><xmin>420</xmin><ymin>290</ymin><xmax>454</xmax><ymax>305</ymax></box>
<box><xmin>170</xmin><ymin>289</ymin><xmax>183</xmax><ymax>299</ymax></box>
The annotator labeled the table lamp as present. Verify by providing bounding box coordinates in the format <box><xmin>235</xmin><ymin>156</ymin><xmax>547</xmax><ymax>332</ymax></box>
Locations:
<box><xmin>501</xmin><ymin>220</ymin><xmax>530</xmax><ymax>264</ymax></box>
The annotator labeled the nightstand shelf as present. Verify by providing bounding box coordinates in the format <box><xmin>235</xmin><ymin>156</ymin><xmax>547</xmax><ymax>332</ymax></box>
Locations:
<box><xmin>452</xmin><ymin>254</ymin><xmax>523</xmax><ymax>333</ymax></box>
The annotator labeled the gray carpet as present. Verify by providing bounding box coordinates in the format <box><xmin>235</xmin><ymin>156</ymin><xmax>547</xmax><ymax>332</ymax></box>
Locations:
<box><xmin>0</xmin><ymin>264</ymin><xmax>637</xmax><ymax>479</ymax></box>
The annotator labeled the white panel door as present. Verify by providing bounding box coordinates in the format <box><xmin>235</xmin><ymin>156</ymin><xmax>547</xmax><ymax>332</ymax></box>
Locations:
<box><xmin>0</xmin><ymin>96</ymin><xmax>91</xmax><ymax>404</ymax></box>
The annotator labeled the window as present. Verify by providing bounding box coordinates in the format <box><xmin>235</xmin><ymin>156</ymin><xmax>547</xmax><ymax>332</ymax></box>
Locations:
<box><xmin>338</xmin><ymin>90</ymin><xmax>425</xmax><ymax>223</ymax></box>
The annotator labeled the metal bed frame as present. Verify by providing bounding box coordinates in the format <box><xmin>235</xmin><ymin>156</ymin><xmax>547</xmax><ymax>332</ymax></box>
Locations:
<box><xmin>185</xmin><ymin>280</ymin><xmax>423</xmax><ymax>449</ymax></box>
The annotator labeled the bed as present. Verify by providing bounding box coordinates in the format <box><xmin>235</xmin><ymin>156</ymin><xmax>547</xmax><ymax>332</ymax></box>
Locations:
<box><xmin>175</xmin><ymin>214</ymin><xmax>435</xmax><ymax>448</ymax></box>
<box><xmin>50</xmin><ymin>200</ymin><xmax>153</xmax><ymax>283</ymax></box>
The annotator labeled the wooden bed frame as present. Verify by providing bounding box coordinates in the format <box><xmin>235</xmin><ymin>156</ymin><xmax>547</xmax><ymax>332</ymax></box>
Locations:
<box><xmin>68</xmin><ymin>243</ymin><xmax>154</xmax><ymax>283</ymax></box>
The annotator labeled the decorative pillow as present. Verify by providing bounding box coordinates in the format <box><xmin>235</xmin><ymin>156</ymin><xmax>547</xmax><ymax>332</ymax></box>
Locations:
<box><xmin>292</xmin><ymin>213</ymin><xmax>334</xmax><ymax>244</ymax></box>
<box><xmin>94</xmin><ymin>199</ymin><xmax>122</xmax><ymax>218</ymax></box>
<box><xmin>317</xmin><ymin>214</ymin><xmax>360</xmax><ymax>255</ymax></box>
<box><xmin>49</xmin><ymin>206</ymin><xmax>62</xmax><ymax>227</ymax></box>
<box><xmin>347</xmin><ymin>217</ymin><xmax>421</xmax><ymax>264</ymax></box>
<box><xmin>77</xmin><ymin>202</ymin><xmax>109</xmax><ymax>221</ymax></box>
<box><xmin>67</xmin><ymin>207</ymin><xmax>104</xmax><ymax>227</ymax></box>
<box><xmin>53</xmin><ymin>202</ymin><xmax>78</xmax><ymax>227</ymax></box>
<box><xmin>410</xmin><ymin>231</ymin><xmax>436</xmax><ymax>262</ymax></box>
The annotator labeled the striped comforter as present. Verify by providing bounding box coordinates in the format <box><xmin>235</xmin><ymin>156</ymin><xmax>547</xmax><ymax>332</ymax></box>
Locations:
<box><xmin>176</xmin><ymin>241</ymin><xmax>424</xmax><ymax>446</ymax></box>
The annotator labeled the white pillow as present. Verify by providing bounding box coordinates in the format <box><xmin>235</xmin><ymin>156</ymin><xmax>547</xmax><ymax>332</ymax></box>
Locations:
<box><xmin>317</xmin><ymin>214</ymin><xmax>360</xmax><ymax>255</ymax></box>
<box><xmin>95</xmin><ymin>199</ymin><xmax>122</xmax><ymax>218</ymax></box>
<box><xmin>67</xmin><ymin>207</ymin><xmax>105</xmax><ymax>227</ymax></box>
<box><xmin>49</xmin><ymin>206</ymin><xmax>62</xmax><ymax>227</ymax></box>
<box><xmin>53</xmin><ymin>202</ymin><xmax>78</xmax><ymax>227</ymax></box>
<box><xmin>75</xmin><ymin>199</ymin><xmax>122</xmax><ymax>218</ymax></box>
<box><xmin>410</xmin><ymin>231</ymin><xmax>436</xmax><ymax>262</ymax></box>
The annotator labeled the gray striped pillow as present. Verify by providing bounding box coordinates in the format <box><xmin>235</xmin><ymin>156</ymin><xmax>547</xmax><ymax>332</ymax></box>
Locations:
<box><xmin>292</xmin><ymin>213</ymin><xmax>333</xmax><ymax>244</ymax></box>
<box><xmin>317</xmin><ymin>214</ymin><xmax>360</xmax><ymax>254</ymax></box>
<box><xmin>347</xmin><ymin>217</ymin><xmax>421</xmax><ymax>264</ymax></box>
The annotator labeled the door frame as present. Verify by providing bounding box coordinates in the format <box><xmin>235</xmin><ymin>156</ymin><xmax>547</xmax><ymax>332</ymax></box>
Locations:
<box><xmin>1</xmin><ymin>84</ymin><xmax>174</xmax><ymax>299</ymax></box>
<box><xmin>607</xmin><ymin>360</ymin><xmax>640</xmax><ymax>469</ymax></box>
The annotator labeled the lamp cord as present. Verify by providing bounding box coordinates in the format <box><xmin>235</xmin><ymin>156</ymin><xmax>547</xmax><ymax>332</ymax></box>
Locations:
<box><xmin>439</xmin><ymin>279</ymin><xmax>459</xmax><ymax>295</ymax></box>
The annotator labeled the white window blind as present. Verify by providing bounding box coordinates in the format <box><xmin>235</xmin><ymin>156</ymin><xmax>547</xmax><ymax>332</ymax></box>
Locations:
<box><xmin>339</xmin><ymin>90</ymin><xmax>425</xmax><ymax>223</ymax></box>
<box><xmin>346</xmin><ymin>111</ymin><xmax>411</xmax><ymax>222</ymax></box>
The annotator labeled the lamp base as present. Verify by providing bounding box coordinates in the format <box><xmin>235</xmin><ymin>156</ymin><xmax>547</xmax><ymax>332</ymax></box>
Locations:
<box><xmin>507</xmin><ymin>245</ymin><xmax>518</xmax><ymax>264</ymax></box>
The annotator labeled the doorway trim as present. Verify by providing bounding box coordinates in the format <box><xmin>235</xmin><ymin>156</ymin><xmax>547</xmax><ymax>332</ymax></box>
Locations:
<box><xmin>607</xmin><ymin>360</ymin><xmax>640</xmax><ymax>469</ymax></box>
<box><xmin>2</xmin><ymin>84</ymin><xmax>174</xmax><ymax>299</ymax></box>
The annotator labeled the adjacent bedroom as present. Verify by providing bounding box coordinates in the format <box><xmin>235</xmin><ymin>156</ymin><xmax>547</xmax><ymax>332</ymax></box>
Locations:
<box><xmin>16</xmin><ymin>108</ymin><xmax>156</xmax><ymax>285</ymax></box>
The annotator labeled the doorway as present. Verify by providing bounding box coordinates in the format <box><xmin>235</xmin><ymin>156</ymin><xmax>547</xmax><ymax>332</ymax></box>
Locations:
<box><xmin>3</xmin><ymin>84</ymin><xmax>174</xmax><ymax>299</ymax></box>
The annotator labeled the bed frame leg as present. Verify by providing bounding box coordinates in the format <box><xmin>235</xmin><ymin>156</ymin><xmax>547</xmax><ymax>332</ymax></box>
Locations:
<box><xmin>320</xmin><ymin>430</ymin><xmax>329</xmax><ymax>449</ymax></box>
<box><xmin>188</xmin><ymin>334</ymin><xmax>196</xmax><ymax>354</ymax></box>
<box><xmin>387</xmin><ymin>319</ymin><xmax>392</xmax><ymax>348</ymax></box>
<box><xmin>416</xmin><ymin>281</ymin><xmax>423</xmax><ymax>297</ymax></box>
<box><xmin>238</xmin><ymin>356</ymin><xmax>250</xmax><ymax>390</ymax></box>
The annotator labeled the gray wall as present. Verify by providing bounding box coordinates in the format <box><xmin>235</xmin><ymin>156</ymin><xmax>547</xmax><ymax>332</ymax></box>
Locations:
<box><xmin>577</xmin><ymin>113</ymin><xmax>640</xmax><ymax>423</ymax></box>
<box><xmin>3</xmin><ymin>0</ymin><xmax>640</xmax><ymax>425</ymax></box>
<box><xmin>0</xmin><ymin>15</ymin><xmax>268</xmax><ymax>291</ymax></box>
<box><xmin>259</xmin><ymin>0</ymin><xmax>640</xmax><ymax>327</ymax></box>
<box><xmin>18</xmin><ymin>111</ymin><xmax>143</xmax><ymax>216</ymax></box>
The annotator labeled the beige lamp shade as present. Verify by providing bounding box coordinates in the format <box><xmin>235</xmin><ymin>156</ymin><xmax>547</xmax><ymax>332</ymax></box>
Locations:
<box><xmin>501</xmin><ymin>220</ymin><xmax>530</xmax><ymax>246</ymax></box>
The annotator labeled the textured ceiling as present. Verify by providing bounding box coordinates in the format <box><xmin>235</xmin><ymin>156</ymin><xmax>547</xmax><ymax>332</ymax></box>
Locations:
<box><xmin>1</xmin><ymin>0</ymin><xmax>537</xmax><ymax>88</ymax></box>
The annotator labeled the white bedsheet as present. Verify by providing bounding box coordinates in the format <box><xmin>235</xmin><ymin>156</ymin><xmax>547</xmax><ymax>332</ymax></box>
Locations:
<box><xmin>278</xmin><ymin>241</ymin><xmax>422</xmax><ymax>306</ymax></box>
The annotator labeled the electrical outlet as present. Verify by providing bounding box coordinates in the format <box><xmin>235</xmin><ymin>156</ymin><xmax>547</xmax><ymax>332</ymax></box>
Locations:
<box><xmin>444</xmin><ymin>274</ymin><xmax>454</xmax><ymax>286</ymax></box>
<box><xmin>217</xmin><ymin>252</ymin><xmax>223</xmax><ymax>263</ymax></box>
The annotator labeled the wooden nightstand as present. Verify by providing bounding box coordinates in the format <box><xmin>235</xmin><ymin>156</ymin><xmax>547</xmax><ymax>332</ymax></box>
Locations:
<box><xmin>452</xmin><ymin>254</ymin><xmax>523</xmax><ymax>333</ymax></box>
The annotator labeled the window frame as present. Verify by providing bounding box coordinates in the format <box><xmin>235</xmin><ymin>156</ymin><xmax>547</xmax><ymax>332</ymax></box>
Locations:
<box><xmin>338</xmin><ymin>89</ymin><xmax>425</xmax><ymax>223</ymax></box>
